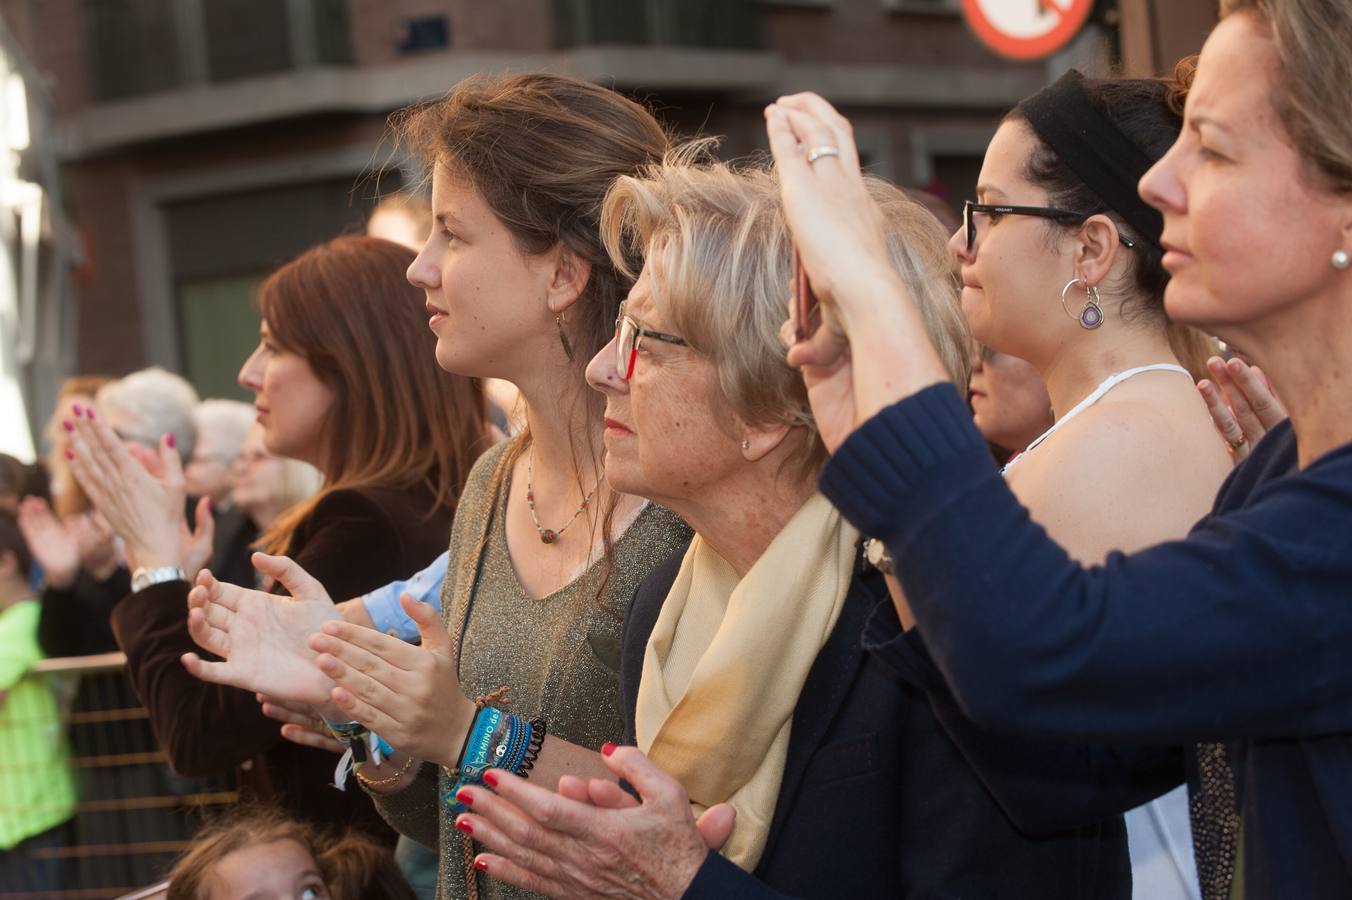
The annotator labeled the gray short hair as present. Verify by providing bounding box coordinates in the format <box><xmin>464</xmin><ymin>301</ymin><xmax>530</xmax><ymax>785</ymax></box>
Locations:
<box><xmin>192</xmin><ymin>399</ymin><xmax>255</xmax><ymax>462</ymax></box>
<box><xmin>95</xmin><ymin>367</ymin><xmax>199</xmax><ymax>460</ymax></box>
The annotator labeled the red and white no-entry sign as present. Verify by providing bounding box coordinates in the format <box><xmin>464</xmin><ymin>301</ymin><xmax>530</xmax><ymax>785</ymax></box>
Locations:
<box><xmin>961</xmin><ymin>0</ymin><xmax>1095</xmax><ymax>61</ymax></box>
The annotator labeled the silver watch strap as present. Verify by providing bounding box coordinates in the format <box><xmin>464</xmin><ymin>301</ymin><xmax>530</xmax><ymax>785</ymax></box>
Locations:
<box><xmin>131</xmin><ymin>566</ymin><xmax>187</xmax><ymax>592</ymax></box>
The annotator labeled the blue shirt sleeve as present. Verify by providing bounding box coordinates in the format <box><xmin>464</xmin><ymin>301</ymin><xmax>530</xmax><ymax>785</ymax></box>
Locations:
<box><xmin>358</xmin><ymin>551</ymin><xmax>448</xmax><ymax>641</ymax></box>
<box><xmin>819</xmin><ymin>383</ymin><xmax>1352</xmax><ymax>744</ymax></box>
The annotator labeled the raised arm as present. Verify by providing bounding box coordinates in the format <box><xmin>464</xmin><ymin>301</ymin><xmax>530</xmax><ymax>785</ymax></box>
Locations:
<box><xmin>821</xmin><ymin>384</ymin><xmax>1352</xmax><ymax>744</ymax></box>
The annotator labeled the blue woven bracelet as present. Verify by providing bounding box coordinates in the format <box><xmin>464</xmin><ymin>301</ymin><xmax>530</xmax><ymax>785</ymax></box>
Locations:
<box><xmin>443</xmin><ymin>707</ymin><xmax>503</xmax><ymax>813</ymax></box>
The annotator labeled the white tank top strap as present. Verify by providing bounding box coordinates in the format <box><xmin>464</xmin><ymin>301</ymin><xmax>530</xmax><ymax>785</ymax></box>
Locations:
<box><xmin>1002</xmin><ymin>363</ymin><xmax>1191</xmax><ymax>475</ymax></box>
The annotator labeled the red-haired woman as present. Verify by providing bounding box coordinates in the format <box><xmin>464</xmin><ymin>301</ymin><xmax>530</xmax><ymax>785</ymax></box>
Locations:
<box><xmin>65</xmin><ymin>235</ymin><xmax>489</xmax><ymax>838</ymax></box>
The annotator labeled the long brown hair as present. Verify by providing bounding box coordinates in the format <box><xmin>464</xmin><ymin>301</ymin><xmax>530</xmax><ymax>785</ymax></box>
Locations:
<box><xmin>165</xmin><ymin>805</ymin><xmax>415</xmax><ymax>900</ymax></box>
<box><xmin>393</xmin><ymin>73</ymin><xmax>669</xmax><ymax>603</ymax></box>
<box><xmin>256</xmin><ymin>236</ymin><xmax>487</xmax><ymax>554</ymax></box>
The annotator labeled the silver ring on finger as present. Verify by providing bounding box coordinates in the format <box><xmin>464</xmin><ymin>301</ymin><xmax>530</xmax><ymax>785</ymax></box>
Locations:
<box><xmin>806</xmin><ymin>145</ymin><xmax>841</xmax><ymax>165</ymax></box>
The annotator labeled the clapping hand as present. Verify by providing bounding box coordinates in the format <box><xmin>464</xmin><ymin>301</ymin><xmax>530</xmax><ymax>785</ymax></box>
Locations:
<box><xmin>455</xmin><ymin>745</ymin><xmax>734</xmax><ymax>899</ymax></box>
<box><xmin>182</xmin><ymin>552</ymin><xmax>342</xmax><ymax>716</ymax></box>
<box><xmin>307</xmin><ymin>594</ymin><xmax>474</xmax><ymax>767</ymax></box>
<box><xmin>65</xmin><ymin>405</ymin><xmax>211</xmax><ymax>573</ymax></box>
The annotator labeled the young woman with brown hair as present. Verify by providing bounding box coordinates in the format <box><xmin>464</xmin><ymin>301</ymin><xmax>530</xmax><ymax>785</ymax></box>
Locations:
<box><xmin>175</xmin><ymin>74</ymin><xmax>692</xmax><ymax>898</ymax></box>
<box><xmin>65</xmin><ymin>235</ymin><xmax>489</xmax><ymax>839</ymax></box>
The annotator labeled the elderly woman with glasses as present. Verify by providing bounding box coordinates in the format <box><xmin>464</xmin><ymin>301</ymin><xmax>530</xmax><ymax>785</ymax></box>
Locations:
<box><xmin>444</xmin><ymin>154</ymin><xmax>1136</xmax><ymax>898</ymax></box>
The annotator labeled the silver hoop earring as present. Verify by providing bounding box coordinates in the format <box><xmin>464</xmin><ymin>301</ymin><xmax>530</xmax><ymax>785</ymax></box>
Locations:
<box><xmin>1060</xmin><ymin>278</ymin><xmax>1104</xmax><ymax>330</ymax></box>
<box><xmin>1333</xmin><ymin>249</ymin><xmax>1350</xmax><ymax>270</ymax></box>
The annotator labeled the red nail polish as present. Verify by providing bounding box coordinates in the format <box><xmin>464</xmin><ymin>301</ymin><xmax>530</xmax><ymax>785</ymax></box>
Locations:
<box><xmin>474</xmin><ymin>859</ymin><xmax>490</xmax><ymax>872</ymax></box>
<box><xmin>166</xmin><ymin>432</ymin><xmax>176</xmax><ymax>449</ymax></box>
<box><xmin>71</xmin><ymin>403</ymin><xmax>83</xmax><ymax>417</ymax></box>
<box><xmin>456</xmin><ymin>789</ymin><xmax>474</xmax><ymax>806</ymax></box>
<box><xmin>602</xmin><ymin>743</ymin><xmax>616</xmax><ymax>757</ymax></box>
<box><xmin>482</xmin><ymin>770</ymin><xmax>500</xmax><ymax>788</ymax></box>
<box><xmin>456</xmin><ymin>819</ymin><xmax>474</xmax><ymax>834</ymax></box>
<box><xmin>62</xmin><ymin>420</ymin><xmax>73</xmax><ymax>432</ymax></box>
<box><xmin>86</xmin><ymin>408</ymin><xmax>94</xmax><ymax>421</ymax></box>
<box><xmin>64</xmin><ymin>449</ymin><xmax>74</xmax><ymax>461</ymax></box>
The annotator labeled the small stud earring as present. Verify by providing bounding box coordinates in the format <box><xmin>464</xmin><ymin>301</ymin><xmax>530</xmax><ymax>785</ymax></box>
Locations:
<box><xmin>1333</xmin><ymin>249</ymin><xmax>1350</xmax><ymax>271</ymax></box>
<box><xmin>740</xmin><ymin>440</ymin><xmax>750</xmax><ymax>451</ymax></box>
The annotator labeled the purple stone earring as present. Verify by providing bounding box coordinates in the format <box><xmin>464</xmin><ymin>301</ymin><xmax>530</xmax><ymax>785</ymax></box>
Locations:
<box><xmin>1060</xmin><ymin>278</ymin><xmax>1104</xmax><ymax>331</ymax></box>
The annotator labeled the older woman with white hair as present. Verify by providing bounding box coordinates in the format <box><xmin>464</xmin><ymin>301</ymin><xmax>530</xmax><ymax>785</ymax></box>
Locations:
<box><xmin>94</xmin><ymin>367</ymin><xmax>199</xmax><ymax>461</ymax></box>
<box><xmin>430</xmin><ymin>155</ymin><xmax>1133</xmax><ymax>897</ymax></box>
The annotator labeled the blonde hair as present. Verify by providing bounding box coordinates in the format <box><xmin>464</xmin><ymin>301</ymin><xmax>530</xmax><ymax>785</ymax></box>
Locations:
<box><xmin>1220</xmin><ymin>0</ymin><xmax>1352</xmax><ymax>192</ymax></box>
<box><xmin>600</xmin><ymin>146</ymin><xmax>970</xmax><ymax>478</ymax></box>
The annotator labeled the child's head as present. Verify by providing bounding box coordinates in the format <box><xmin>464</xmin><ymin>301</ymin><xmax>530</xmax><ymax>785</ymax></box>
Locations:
<box><xmin>166</xmin><ymin>807</ymin><xmax>414</xmax><ymax>900</ymax></box>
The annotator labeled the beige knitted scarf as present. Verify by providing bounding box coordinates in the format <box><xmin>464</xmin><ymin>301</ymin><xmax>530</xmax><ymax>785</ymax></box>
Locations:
<box><xmin>634</xmin><ymin>492</ymin><xmax>859</xmax><ymax>870</ymax></box>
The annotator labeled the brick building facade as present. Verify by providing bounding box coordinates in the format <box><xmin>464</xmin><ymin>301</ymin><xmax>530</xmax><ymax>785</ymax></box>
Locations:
<box><xmin>6</xmin><ymin>0</ymin><xmax>1215</xmax><ymax>410</ymax></box>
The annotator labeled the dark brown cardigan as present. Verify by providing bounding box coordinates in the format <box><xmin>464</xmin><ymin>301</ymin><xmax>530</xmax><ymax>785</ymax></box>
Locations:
<box><xmin>111</xmin><ymin>483</ymin><xmax>453</xmax><ymax>841</ymax></box>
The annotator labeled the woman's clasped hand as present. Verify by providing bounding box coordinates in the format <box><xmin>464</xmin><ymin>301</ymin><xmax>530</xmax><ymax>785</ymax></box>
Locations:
<box><xmin>456</xmin><ymin>747</ymin><xmax>735</xmax><ymax>900</ymax></box>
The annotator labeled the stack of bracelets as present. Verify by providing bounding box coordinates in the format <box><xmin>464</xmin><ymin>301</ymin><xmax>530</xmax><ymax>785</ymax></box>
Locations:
<box><xmin>322</xmin><ymin>719</ymin><xmax>409</xmax><ymax>790</ymax></box>
<box><xmin>322</xmin><ymin>708</ymin><xmax>546</xmax><ymax>810</ymax></box>
<box><xmin>443</xmin><ymin>707</ymin><xmax>547</xmax><ymax>814</ymax></box>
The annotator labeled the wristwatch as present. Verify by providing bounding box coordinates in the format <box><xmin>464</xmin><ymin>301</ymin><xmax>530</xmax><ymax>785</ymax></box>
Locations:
<box><xmin>863</xmin><ymin>538</ymin><xmax>895</xmax><ymax>576</ymax></box>
<box><xmin>131</xmin><ymin>565</ymin><xmax>187</xmax><ymax>592</ymax></box>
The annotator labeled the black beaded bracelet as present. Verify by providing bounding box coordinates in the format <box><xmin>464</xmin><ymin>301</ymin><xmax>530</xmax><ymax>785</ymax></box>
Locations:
<box><xmin>519</xmin><ymin>718</ymin><xmax>547</xmax><ymax>778</ymax></box>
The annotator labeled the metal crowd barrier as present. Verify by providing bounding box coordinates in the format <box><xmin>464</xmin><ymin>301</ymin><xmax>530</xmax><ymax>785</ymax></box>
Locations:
<box><xmin>0</xmin><ymin>653</ymin><xmax>236</xmax><ymax>900</ymax></box>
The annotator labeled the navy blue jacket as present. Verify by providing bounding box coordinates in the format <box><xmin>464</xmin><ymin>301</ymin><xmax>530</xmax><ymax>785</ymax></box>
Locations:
<box><xmin>820</xmin><ymin>383</ymin><xmax>1352</xmax><ymax>898</ymax></box>
<box><xmin>619</xmin><ymin>547</ymin><xmax>1130</xmax><ymax>899</ymax></box>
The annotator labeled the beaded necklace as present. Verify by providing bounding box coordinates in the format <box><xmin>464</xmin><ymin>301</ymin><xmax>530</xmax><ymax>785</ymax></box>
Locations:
<box><xmin>525</xmin><ymin>443</ymin><xmax>601</xmax><ymax>544</ymax></box>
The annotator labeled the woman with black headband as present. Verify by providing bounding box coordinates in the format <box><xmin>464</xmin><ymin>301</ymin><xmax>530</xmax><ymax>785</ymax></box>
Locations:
<box><xmin>932</xmin><ymin>67</ymin><xmax>1228</xmax><ymax>900</ymax></box>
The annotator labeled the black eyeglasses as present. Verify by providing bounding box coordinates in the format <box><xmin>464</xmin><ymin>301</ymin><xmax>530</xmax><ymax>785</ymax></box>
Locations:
<box><xmin>615</xmin><ymin>300</ymin><xmax>688</xmax><ymax>381</ymax></box>
<box><xmin>963</xmin><ymin>201</ymin><xmax>1137</xmax><ymax>254</ymax></box>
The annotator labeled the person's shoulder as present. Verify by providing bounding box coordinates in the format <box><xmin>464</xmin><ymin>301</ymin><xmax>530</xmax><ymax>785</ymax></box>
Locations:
<box><xmin>1049</xmin><ymin>389</ymin><xmax>1229</xmax><ymax>478</ymax></box>
<box><xmin>308</xmin><ymin>485</ymin><xmax>405</xmax><ymax>522</ymax></box>
<box><xmin>635</xmin><ymin>546</ymin><xmax>686</xmax><ymax>604</ymax></box>
<box><xmin>625</xmin><ymin>502</ymin><xmax>694</xmax><ymax>550</ymax></box>
<box><xmin>459</xmin><ymin>440</ymin><xmax>512</xmax><ymax>505</ymax></box>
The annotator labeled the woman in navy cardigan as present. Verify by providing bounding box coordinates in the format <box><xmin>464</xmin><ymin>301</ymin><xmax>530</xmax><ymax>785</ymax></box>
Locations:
<box><xmin>754</xmin><ymin>3</ymin><xmax>1352</xmax><ymax>897</ymax></box>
